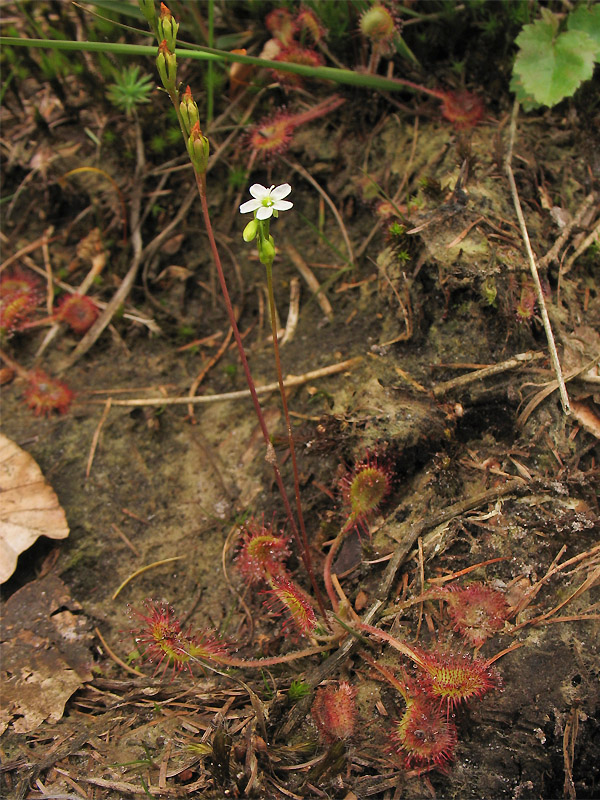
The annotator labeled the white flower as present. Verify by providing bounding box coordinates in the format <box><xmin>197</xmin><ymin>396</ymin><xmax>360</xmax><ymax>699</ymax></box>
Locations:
<box><xmin>239</xmin><ymin>183</ymin><xmax>293</xmax><ymax>220</ymax></box>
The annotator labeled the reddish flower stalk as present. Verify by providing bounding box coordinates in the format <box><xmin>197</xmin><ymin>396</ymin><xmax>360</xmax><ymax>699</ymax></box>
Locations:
<box><xmin>249</xmin><ymin>95</ymin><xmax>345</xmax><ymax>157</ymax></box>
<box><xmin>195</xmin><ymin>170</ymin><xmax>326</xmax><ymax>619</ymax></box>
<box><xmin>143</xmin><ymin>16</ymin><xmax>327</xmax><ymax>618</ymax></box>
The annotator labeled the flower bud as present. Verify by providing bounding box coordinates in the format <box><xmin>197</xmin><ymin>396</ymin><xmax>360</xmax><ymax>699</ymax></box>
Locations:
<box><xmin>259</xmin><ymin>238</ymin><xmax>275</xmax><ymax>265</ymax></box>
<box><xmin>156</xmin><ymin>39</ymin><xmax>177</xmax><ymax>90</ymax></box>
<box><xmin>139</xmin><ymin>0</ymin><xmax>156</xmax><ymax>28</ymax></box>
<box><xmin>243</xmin><ymin>219</ymin><xmax>259</xmax><ymax>242</ymax></box>
<box><xmin>180</xmin><ymin>85</ymin><xmax>199</xmax><ymax>136</ymax></box>
<box><xmin>158</xmin><ymin>2</ymin><xmax>179</xmax><ymax>52</ymax></box>
<box><xmin>186</xmin><ymin>121</ymin><xmax>210</xmax><ymax>173</ymax></box>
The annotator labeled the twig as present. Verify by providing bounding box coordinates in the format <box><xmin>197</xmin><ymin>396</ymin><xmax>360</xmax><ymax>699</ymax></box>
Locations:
<box><xmin>281</xmin><ymin>155</ymin><xmax>355</xmax><ymax>267</ymax></box>
<box><xmin>112</xmin><ymin>557</ymin><xmax>185</xmax><ymax>600</ymax></box>
<box><xmin>111</xmin><ymin>523</ymin><xmax>140</xmax><ymax>557</ymax></box>
<box><xmin>85</xmin><ymin>397</ymin><xmax>111</xmax><ymax>478</ymax></box>
<box><xmin>280</xmin><ymin>277</ymin><xmax>301</xmax><ymax>346</ymax></box>
<box><xmin>187</xmin><ymin>326</ymin><xmax>233</xmax><ymax>421</ymax></box>
<box><xmin>0</xmin><ymin>229</ymin><xmax>58</xmax><ymax>275</ymax></box>
<box><xmin>85</xmin><ymin>356</ymin><xmax>363</xmax><ymax>408</ymax></box>
<box><xmin>286</xmin><ymin>244</ymin><xmax>333</xmax><ymax>321</ymax></box>
<box><xmin>516</xmin><ymin>353</ymin><xmax>600</xmax><ymax>429</ymax></box>
<box><xmin>539</xmin><ymin>191</ymin><xmax>597</xmax><ymax>269</ymax></box>
<box><xmin>94</xmin><ymin>626</ymin><xmax>144</xmax><ymax>677</ymax></box>
<box><xmin>561</xmin><ymin>217</ymin><xmax>600</xmax><ymax>276</ymax></box>
<box><xmin>433</xmin><ymin>350</ymin><xmax>545</xmax><ymax>397</ymax></box>
<box><xmin>504</xmin><ymin>99</ymin><xmax>570</xmax><ymax>414</ymax></box>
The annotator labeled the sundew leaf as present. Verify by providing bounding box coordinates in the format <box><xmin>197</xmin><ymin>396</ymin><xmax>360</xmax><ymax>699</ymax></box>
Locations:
<box><xmin>512</xmin><ymin>16</ymin><xmax>597</xmax><ymax>107</ymax></box>
<box><xmin>567</xmin><ymin>4</ymin><xmax>600</xmax><ymax>57</ymax></box>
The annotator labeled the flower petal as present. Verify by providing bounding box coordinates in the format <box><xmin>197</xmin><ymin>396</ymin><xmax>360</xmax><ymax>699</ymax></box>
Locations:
<box><xmin>249</xmin><ymin>184</ymin><xmax>269</xmax><ymax>199</ymax></box>
<box><xmin>239</xmin><ymin>199</ymin><xmax>261</xmax><ymax>214</ymax></box>
<box><xmin>256</xmin><ymin>206</ymin><xmax>274</xmax><ymax>220</ymax></box>
<box><xmin>271</xmin><ymin>183</ymin><xmax>292</xmax><ymax>200</ymax></box>
<box><xmin>273</xmin><ymin>200</ymin><xmax>293</xmax><ymax>212</ymax></box>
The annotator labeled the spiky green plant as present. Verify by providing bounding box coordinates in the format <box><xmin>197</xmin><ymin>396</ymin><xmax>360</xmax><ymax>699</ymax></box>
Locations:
<box><xmin>106</xmin><ymin>65</ymin><xmax>154</xmax><ymax>116</ymax></box>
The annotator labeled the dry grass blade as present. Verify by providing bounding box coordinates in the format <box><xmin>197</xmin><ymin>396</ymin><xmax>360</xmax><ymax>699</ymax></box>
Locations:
<box><xmin>504</xmin><ymin>99</ymin><xmax>570</xmax><ymax>414</ymax></box>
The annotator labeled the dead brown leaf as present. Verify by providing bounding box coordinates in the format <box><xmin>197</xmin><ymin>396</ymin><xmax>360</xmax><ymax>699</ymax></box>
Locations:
<box><xmin>0</xmin><ymin>574</ymin><xmax>93</xmax><ymax>734</ymax></box>
<box><xmin>0</xmin><ymin>433</ymin><xmax>70</xmax><ymax>583</ymax></box>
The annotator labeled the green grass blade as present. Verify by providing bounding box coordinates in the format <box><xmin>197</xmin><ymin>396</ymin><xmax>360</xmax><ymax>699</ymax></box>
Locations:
<box><xmin>0</xmin><ymin>36</ymin><xmax>434</xmax><ymax>94</ymax></box>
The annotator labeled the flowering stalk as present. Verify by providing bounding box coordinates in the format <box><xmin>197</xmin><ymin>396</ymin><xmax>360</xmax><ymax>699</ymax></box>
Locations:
<box><xmin>139</xmin><ymin>2</ymin><xmax>326</xmax><ymax>617</ymax></box>
<box><xmin>240</xmin><ymin>184</ymin><xmax>326</xmax><ymax>617</ymax></box>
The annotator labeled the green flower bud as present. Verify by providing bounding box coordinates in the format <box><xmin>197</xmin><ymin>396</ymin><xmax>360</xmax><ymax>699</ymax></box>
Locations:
<box><xmin>187</xmin><ymin>122</ymin><xmax>210</xmax><ymax>173</ymax></box>
<box><xmin>158</xmin><ymin>3</ymin><xmax>179</xmax><ymax>53</ymax></box>
<box><xmin>259</xmin><ymin>238</ymin><xmax>276</xmax><ymax>265</ymax></box>
<box><xmin>243</xmin><ymin>219</ymin><xmax>259</xmax><ymax>242</ymax></box>
<box><xmin>156</xmin><ymin>40</ymin><xmax>177</xmax><ymax>91</ymax></box>
<box><xmin>139</xmin><ymin>0</ymin><xmax>156</xmax><ymax>28</ymax></box>
<box><xmin>180</xmin><ymin>85</ymin><xmax>199</xmax><ymax>136</ymax></box>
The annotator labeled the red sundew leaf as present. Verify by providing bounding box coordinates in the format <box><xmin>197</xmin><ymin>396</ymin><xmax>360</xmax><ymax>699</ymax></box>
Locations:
<box><xmin>390</xmin><ymin>692</ymin><xmax>457</xmax><ymax>771</ymax></box>
<box><xmin>415</xmin><ymin>648</ymin><xmax>500</xmax><ymax>712</ymax></box>
<box><xmin>23</xmin><ymin>370</ymin><xmax>74</xmax><ymax>417</ymax></box>
<box><xmin>311</xmin><ymin>682</ymin><xmax>356</xmax><ymax>743</ymax></box>
<box><xmin>235</xmin><ymin>517</ymin><xmax>290</xmax><ymax>585</ymax></box>
<box><xmin>263</xmin><ymin>574</ymin><xmax>318</xmax><ymax>635</ymax></box>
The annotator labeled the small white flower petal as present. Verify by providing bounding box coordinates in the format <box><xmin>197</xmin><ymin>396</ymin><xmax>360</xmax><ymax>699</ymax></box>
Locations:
<box><xmin>239</xmin><ymin>198</ymin><xmax>261</xmax><ymax>214</ymax></box>
<box><xmin>256</xmin><ymin>206</ymin><xmax>274</xmax><ymax>220</ymax></box>
<box><xmin>271</xmin><ymin>183</ymin><xmax>292</xmax><ymax>201</ymax></box>
<box><xmin>273</xmin><ymin>199</ymin><xmax>293</xmax><ymax>212</ymax></box>
<box><xmin>249</xmin><ymin>183</ymin><xmax>269</xmax><ymax>199</ymax></box>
